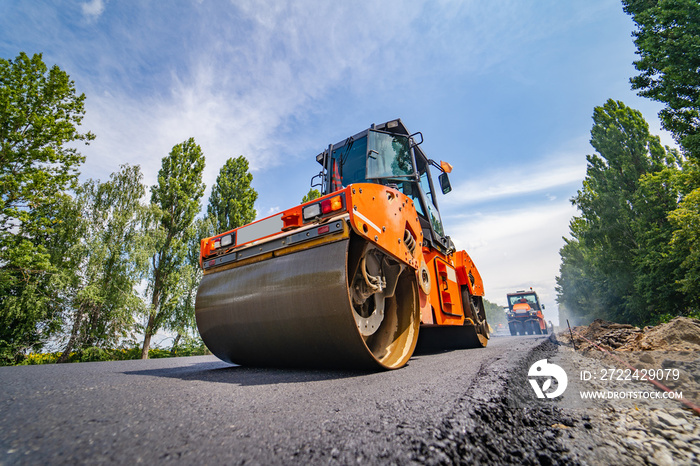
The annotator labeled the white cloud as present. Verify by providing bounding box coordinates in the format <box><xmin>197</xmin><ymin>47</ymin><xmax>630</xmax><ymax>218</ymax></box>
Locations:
<box><xmin>262</xmin><ymin>206</ymin><xmax>281</xmax><ymax>218</ymax></box>
<box><xmin>447</xmin><ymin>201</ymin><xmax>577</xmax><ymax>326</ymax></box>
<box><xmin>81</xmin><ymin>0</ymin><xmax>105</xmax><ymax>21</ymax></box>
<box><xmin>444</xmin><ymin>148</ymin><xmax>587</xmax><ymax>207</ymax></box>
<box><xmin>76</xmin><ymin>0</ymin><xmax>600</xmax><ymax>197</ymax></box>
<box><xmin>439</xmin><ymin>149</ymin><xmax>588</xmax><ymax>326</ymax></box>
<box><xmin>77</xmin><ymin>1</ymin><xmax>425</xmax><ymax>198</ymax></box>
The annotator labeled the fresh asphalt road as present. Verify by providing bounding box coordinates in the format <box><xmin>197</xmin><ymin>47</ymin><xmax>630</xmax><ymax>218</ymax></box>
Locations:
<box><xmin>0</xmin><ymin>334</ymin><xmax>547</xmax><ymax>465</ymax></box>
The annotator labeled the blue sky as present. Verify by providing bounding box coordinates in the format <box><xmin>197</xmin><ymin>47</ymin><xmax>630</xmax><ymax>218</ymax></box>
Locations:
<box><xmin>1</xmin><ymin>0</ymin><xmax>675</xmax><ymax>324</ymax></box>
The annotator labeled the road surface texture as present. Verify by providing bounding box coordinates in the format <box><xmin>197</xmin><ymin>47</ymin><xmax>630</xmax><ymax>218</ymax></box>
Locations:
<box><xmin>0</xmin><ymin>334</ymin><xmax>642</xmax><ymax>465</ymax></box>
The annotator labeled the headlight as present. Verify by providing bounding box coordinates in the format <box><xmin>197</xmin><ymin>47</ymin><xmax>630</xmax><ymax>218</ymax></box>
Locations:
<box><xmin>212</xmin><ymin>233</ymin><xmax>234</xmax><ymax>250</ymax></box>
<box><xmin>303</xmin><ymin>203</ymin><xmax>321</xmax><ymax>221</ymax></box>
<box><xmin>220</xmin><ymin>234</ymin><xmax>233</xmax><ymax>247</ymax></box>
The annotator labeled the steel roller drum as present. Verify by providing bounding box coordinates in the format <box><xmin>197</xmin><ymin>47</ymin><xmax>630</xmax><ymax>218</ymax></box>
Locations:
<box><xmin>195</xmin><ymin>238</ymin><xmax>420</xmax><ymax>370</ymax></box>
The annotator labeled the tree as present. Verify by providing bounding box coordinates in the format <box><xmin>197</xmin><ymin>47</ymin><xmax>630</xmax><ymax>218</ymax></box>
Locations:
<box><xmin>166</xmin><ymin>216</ymin><xmax>212</xmax><ymax>350</ymax></box>
<box><xmin>622</xmin><ymin>0</ymin><xmax>700</xmax><ymax>316</ymax></box>
<box><xmin>558</xmin><ymin>100</ymin><xmax>683</xmax><ymax>324</ymax></box>
<box><xmin>207</xmin><ymin>156</ymin><xmax>257</xmax><ymax>234</ymax></box>
<box><xmin>631</xmin><ymin>161</ymin><xmax>687</xmax><ymax>321</ymax></box>
<box><xmin>0</xmin><ymin>197</ymin><xmax>70</xmax><ymax>364</ymax></box>
<box><xmin>0</xmin><ymin>52</ymin><xmax>93</xmax><ymax>363</ymax></box>
<box><xmin>668</xmin><ymin>171</ymin><xmax>700</xmax><ymax>310</ymax></box>
<box><xmin>623</xmin><ymin>0</ymin><xmax>700</xmax><ymax>159</ymax></box>
<box><xmin>556</xmin><ymin>220</ymin><xmax>614</xmax><ymax>325</ymax></box>
<box><xmin>56</xmin><ymin>165</ymin><xmax>156</xmax><ymax>362</ymax></box>
<box><xmin>302</xmin><ymin>188</ymin><xmax>321</xmax><ymax>203</ymax></box>
<box><xmin>482</xmin><ymin>298</ymin><xmax>506</xmax><ymax>326</ymax></box>
<box><xmin>0</xmin><ymin>52</ymin><xmax>93</xmax><ymax>238</ymax></box>
<box><xmin>573</xmin><ymin>100</ymin><xmax>668</xmax><ymax>312</ymax></box>
<box><xmin>141</xmin><ymin>138</ymin><xmax>205</xmax><ymax>359</ymax></box>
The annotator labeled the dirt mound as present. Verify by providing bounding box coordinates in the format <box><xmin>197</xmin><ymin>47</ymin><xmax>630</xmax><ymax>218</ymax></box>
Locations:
<box><xmin>559</xmin><ymin>317</ymin><xmax>700</xmax><ymax>423</ymax></box>
<box><xmin>619</xmin><ymin>317</ymin><xmax>700</xmax><ymax>352</ymax></box>
<box><xmin>560</xmin><ymin>317</ymin><xmax>700</xmax><ymax>353</ymax></box>
<box><xmin>561</xmin><ymin>319</ymin><xmax>642</xmax><ymax>352</ymax></box>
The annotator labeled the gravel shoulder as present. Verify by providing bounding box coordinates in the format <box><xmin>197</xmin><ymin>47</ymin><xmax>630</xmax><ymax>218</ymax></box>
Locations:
<box><xmin>551</xmin><ymin>318</ymin><xmax>700</xmax><ymax>466</ymax></box>
<box><xmin>408</xmin><ymin>324</ymin><xmax>699</xmax><ymax>465</ymax></box>
<box><xmin>551</xmin><ymin>343</ymin><xmax>699</xmax><ymax>466</ymax></box>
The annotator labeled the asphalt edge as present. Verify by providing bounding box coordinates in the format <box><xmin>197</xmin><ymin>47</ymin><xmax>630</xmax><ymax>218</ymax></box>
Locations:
<box><xmin>409</xmin><ymin>335</ymin><xmax>581</xmax><ymax>465</ymax></box>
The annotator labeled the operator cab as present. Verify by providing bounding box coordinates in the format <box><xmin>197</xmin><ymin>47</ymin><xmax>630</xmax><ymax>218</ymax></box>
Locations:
<box><xmin>506</xmin><ymin>291</ymin><xmax>543</xmax><ymax>311</ymax></box>
<box><xmin>314</xmin><ymin>119</ymin><xmax>454</xmax><ymax>253</ymax></box>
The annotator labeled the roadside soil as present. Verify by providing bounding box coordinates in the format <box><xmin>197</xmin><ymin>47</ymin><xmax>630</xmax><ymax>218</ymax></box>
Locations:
<box><xmin>411</xmin><ymin>318</ymin><xmax>699</xmax><ymax>465</ymax></box>
<box><xmin>553</xmin><ymin>318</ymin><xmax>700</xmax><ymax>465</ymax></box>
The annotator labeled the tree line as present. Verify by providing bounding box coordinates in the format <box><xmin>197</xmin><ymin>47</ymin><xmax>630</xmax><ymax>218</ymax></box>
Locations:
<box><xmin>557</xmin><ymin>0</ymin><xmax>700</xmax><ymax>326</ymax></box>
<box><xmin>0</xmin><ymin>52</ymin><xmax>258</xmax><ymax>364</ymax></box>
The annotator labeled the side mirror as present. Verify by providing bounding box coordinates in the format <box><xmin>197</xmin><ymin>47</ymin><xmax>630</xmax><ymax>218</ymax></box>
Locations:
<box><xmin>438</xmin><ymin>172</ymin><xmax>452</xmax><ymax>194</ymax></box>
<box><xmin>542</xmin><ymin>304</ymin><xmax>546</xmax><ymax>310</ymax></box>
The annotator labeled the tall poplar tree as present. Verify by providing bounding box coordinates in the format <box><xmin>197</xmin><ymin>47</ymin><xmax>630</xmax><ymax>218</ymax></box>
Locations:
<box><xmin>166</xmin><ymin>216</ymin><xmax>212</xmax><ymax>349</ymax></box>
<box><xmin>207</xmin><ymin>156</ymin><xmax>257</xmax><ymax>234</ymax></box>
<box><xmin>141</xmin><ymin>138</ymin><xmax>205</xmax><ymax>359</ymax></box>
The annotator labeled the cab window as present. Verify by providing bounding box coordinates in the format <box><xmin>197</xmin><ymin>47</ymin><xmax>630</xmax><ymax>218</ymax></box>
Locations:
<box><xmin>366</xmin><ymin>131</ymin><xmax>413</xmax><ymax>180</ymax></box>
<box><xmin>331</xmin><ymin>136</ymin><xmax>367</xmax><ymax>188</ymax></box>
